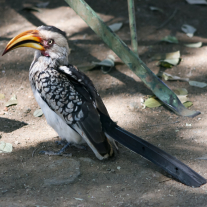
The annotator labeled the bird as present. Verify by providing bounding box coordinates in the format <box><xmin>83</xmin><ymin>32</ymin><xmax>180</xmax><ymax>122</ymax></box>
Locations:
<box><xmin>2</xmin><ymin>25</ymin><xmax>206</xmax><ymax>187</ymax></box>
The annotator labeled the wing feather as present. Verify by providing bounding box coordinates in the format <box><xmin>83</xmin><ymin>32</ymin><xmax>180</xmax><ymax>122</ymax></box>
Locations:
<box><xmin>34</xmin><ymin>65</ymin><xmax>112</xmax><ymax>157</ymax></box>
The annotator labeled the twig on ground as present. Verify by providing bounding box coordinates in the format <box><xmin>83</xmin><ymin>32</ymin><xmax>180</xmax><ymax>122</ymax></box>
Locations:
<box><xmin>32</xmin><ymin>148</ymin><xmax>38</xmax><ymax>157</ymax></box>
<box><xmin>157</xmin><ymin>9</ymin><xmax>177</xmax><ymax>29</ymax></box>
<box><xmin>148</xmin><ymin>121</ymin><xmax>179</xmax><ymax>127</ymax></box>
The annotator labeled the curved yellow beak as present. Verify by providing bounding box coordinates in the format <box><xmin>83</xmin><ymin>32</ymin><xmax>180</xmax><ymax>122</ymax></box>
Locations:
<box><xmin>2</xmin><ymin>30</ymin><xmax>45</xmax><ymax>56</ymax></box>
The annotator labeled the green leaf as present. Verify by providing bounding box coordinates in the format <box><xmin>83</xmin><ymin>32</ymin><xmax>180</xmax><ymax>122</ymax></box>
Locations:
<box><xmin>161</xmin><ymin>36</ymin><xmax>178</xmax><ymax>44</ymax></box>
<box><xmin>144</xmin><ymin>97</ymin><xmax>162</xmax><ymax>108</ymax></box>
<box><xmin>183</xmin><ymin>101</ymin><xmax>193</xmax><ymax>108</ymax></box>
<box><xmin>184</xmin><ymin>42</ymin><xmax>202</xmax><ymax>48</ymax></box>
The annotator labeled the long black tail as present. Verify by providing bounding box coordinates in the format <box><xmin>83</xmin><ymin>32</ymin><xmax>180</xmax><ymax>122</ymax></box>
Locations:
<box><xmin>99</xmin><ymin>112</ymin><xmax>206</xmax><ymax>187</ymax></box>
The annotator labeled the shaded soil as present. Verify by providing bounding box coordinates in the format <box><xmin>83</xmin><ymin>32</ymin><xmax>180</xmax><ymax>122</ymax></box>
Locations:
<box><xmin>1</xmin><ymin>0</ymin><xmax>207</xmax><ymax>206</ymax></box>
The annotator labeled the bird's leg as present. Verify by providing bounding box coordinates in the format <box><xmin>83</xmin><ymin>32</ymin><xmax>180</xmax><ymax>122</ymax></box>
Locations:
<box><xmin>55</xmin><ymin>140</ymin><xmax>68</xmax><ymax>146</ymax></box>
<box><xmin>39</xmin><ymin>142</ymin><xmax>71</xmax><ymax>156</ymax></box>
<box><xmin>70</xmin><ymin>143</ymin><xmax>87</xmax><ymax>150</ymax></box>
<box><xmin>39</xmin><ymin>140</ymin><xmax>87</xmax><ymax>156</ymax></box>
<box><xmin>55</xmin><ymin>140</ymin><xmax>86</xmax><ymax>150</ymax></box>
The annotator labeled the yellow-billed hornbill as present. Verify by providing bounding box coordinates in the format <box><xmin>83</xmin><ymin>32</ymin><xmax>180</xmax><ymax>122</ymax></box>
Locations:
<box><xmin>2</xmin><ymin>25</ymin><xmax>206</xmax><ymax>187</ymax></box>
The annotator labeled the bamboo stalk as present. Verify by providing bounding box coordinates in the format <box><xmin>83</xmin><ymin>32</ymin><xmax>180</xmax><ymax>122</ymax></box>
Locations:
<box><xmin>127</xmin><ymin>0</ymin><xmax>138</xmax><ymax>57</ymax></box>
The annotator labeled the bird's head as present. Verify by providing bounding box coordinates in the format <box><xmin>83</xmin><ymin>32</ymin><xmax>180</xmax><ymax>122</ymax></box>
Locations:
<box><xmin>2</xmin><ymin>25</ymin><xmax>70</xmax><ymax>65</ymax></box>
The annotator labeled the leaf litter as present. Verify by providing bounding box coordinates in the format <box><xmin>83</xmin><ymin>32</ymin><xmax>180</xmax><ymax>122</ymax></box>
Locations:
<box><xmin>181</xmin><ymin>24</ymin><xmax>197</xmax><ymax>38</ymax></box>
<box><xmin>149</xmin><ymin>6</ymin><xmax>164</xmax><ymax>13</ymax></box>
<box><xmin>154</xmin><ymin>51</ymin><xmax>181</xmax><ymax>68</ymax></box>
<box><xmin>0</xmin><ymin>141</ymin><xmax>12</xmax><ymax>153</ymax></box>
<box><xmin>33</xmin><ymin>109</ymin><xmax>43</xmax><ymax>117</ymax></box>
<box><xmin>186</xmin><ymin>0</ymin><xmax>207</xmax><ymax>5</ymax></box>
<box><xmin>161</xmin><ymin>73</ymin><xmax>207</xmax><ymax>88</ymax></box>
<box><xmin>162</xmin><ymin>72</ymin><xmax>189</xmax><ymax>82</ymax></box>
<box><xmin>144</xmin><ymin>88</ymin><xmax>192</xmax><ymax>108</ymax></box>
<box><xmin>5</xmin><ymin>94</ymin><xmax>18</xmax><ymax>107</ymax></box>
<box><xmin>92</xmin><ymin>55</ymin><xmax>115</xmax><ymax>74</ymax></box>
<box><xmin>184</xmin><ymin>42</ymin><xmax>202</xmax><ymax>48</ymax></box>
<box><xmin>108</xmin><ymin>23</ymin><xmax>123</xmax><ymax>32</ymax></box>
<box><xmin>77</xmin><ymin>55</ymin><xmax>121</xmax><ymax>73</ymax></box>
<box><xmin>189</xmin><ymin>81</ymin><xmax>207</xmax><ymax>88</ymax></box>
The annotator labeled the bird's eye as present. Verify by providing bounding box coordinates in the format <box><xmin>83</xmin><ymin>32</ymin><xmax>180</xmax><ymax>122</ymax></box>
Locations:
<box><xmin>48</xmin><ymin>39</ymin><xmax>54</xmax><ymax>45</ymax></box>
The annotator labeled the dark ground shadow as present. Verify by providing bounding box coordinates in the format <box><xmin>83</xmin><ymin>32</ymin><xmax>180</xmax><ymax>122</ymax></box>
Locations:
<box><xmin>0</xmin><ymin>115</ymin><xmax>207</xmax><ymax>206</ymax></box>
<box><xmin>0</xmin><ymin>117</ymin><xmax>27</xmax><ymax>133</ymax></box>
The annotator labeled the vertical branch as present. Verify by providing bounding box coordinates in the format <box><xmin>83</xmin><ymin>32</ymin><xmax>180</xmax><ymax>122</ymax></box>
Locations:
<box><xmin>127</xmin><ymin>0</ymin><xmax>138</xmax><ymax>57</ymax></box>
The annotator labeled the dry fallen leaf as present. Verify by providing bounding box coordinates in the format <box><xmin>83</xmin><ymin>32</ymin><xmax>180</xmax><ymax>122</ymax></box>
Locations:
<box><xmin>162</xmin><ymin>72</ymin><xmax>189</xmax><ymax>82</ymax></box>
<box><xmin>149</xmin><ymin>6</ymin><xmax>164</xmax><ymax>13</ymax></box>
<box><xmin>177</xmin><ymin>95</ymin><xmax>188</xmax><ymax>104</ymax></box>
<box><xmin>74</xmin><ymin>198</ymin><xmax>83</xmax><ymax>201</ymax></box>
<box><xmin>186</xmin><ymin>0</ymin><xmax>207</xmax><ymax>5</ymax></box>
<box><xmin>92</xmin><ymin>55</ymin><xmax>115</xmax><ymax>67</ymax></box>
<box><xmin>153</xmin><ymin>51</ymin><xmax>180</xmax><ymax>68</ymax></box>
<box><xmin>76</xmin><ymin>64</ymin><xmax>96</xmax><ymax>72</ymax></box>
<box><xmin>181</xmin><ymin>24</ymin><xmax>196</xmax><ymax>38</ymax></box>
<box><xmin>189</xmin><ymin>81</ymin><xmax>207</xmax><ymax>88</ymax></box>
<box><xmin>109</xmin><ymin>23</ymin><xmax>123</xmax><ymax>32</ymax></box>
<box><xmin>0</xmin><ymin>141</ymin><xmax>12</xmax><ymax>153</ymax></box>
<box><xmin>184</xmin><ymin>42</ymin><xmax>202</xmax><ymax>48</ymax></box>
<box><xmin>160</xmin><ymin>51</ymin><xmax>180</xmax><ymax>66</ymax></box>
<box><xmin>33</xmin><ymin>109</ymin><xmax>43</xmax><ymax>117</ymax></box>
<box><xmin>5</xmin><ymin>94</ymin><xmax>18</xmax><ymax>107</ymax></box>
<box><xmin>172</xmin><ymin>88</ymin><xmax>188</xmax><ymax>95</ymax></box>
<box><xmin>92</xmin><ymin>55</ymin><xmax>115</xmax><ymax>74</ymax></box>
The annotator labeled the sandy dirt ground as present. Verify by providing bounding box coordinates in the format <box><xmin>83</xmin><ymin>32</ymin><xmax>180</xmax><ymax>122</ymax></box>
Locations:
<box><xmin>1</xmin><ymin>0</ymin><xmax>207</xmax><ymax>206</ymax></box>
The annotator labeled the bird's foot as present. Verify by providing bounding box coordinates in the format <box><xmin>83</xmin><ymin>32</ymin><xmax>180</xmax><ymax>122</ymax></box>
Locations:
<box><xmin>39</xmin><ymin>142</ymin><xmax>71</xmax><ymax>156</ymax></box>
